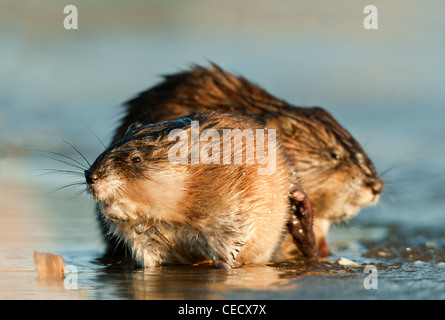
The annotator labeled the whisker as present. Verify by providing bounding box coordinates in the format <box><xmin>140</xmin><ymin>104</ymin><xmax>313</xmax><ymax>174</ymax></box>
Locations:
<box><xmin>41</xmin><ymin>181</ymin><xmax>86</xmax><ymax>198</ymax></box>
<box><xmin>116</xmin><ymin>184</ymin><xmax>129</xmax><ymax>199</ymax></box>
<box><xmin>383</xmin><ymin>181</ymin><xmax>410</xmax><ymax>193</ymax></box>
<box><xmin>33</xmin><ymin>168</ymin><xmax>85</xmax><ymax>179</ymax></box>
<box><xmin>42</xmin><ymin>130</ymin><xmax>92</xmax><ymax>167</ymax></box>
<box><xmin>31</xmin><ymin>149</ymin><xmax>88</xmax><ymax>170</ymax></box>
<box><xmin>35</xmin><ymin>168</ymin><xmax>84</xmax><ymax>174</ymax></box>
<box><xmin>68</xmin><ymin>188</ymin><xmax>88</xmax><ymax>202</ymax></box>
<box><xmin>32</xmin><ymin>150</ymin><xmax>88</xmax><ymax>172</ymax></box>
<box><xmin>78</xmin><ymin>117</ymin><xmax>107</xmax><ymax>150</ymax></box>
<box><xmin>114</xmin><ymin>185</ymin><xmax>123</xmax><ymax>199</ymax></box>
<box><xmin>380</xmin><ymin>158</ymin><xmax>417</xmax><ymax>178</ymax></box>
<box><xmin>380</xmin><ymin>169</ymin><xmax>412</xmax><ymax>199</ymax></box>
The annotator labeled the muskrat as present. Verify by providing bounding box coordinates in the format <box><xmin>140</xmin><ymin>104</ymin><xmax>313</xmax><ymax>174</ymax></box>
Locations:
<box><xmin>86</xmin><ymin>112</ymin><xmax>315</xmax><ymax>268</ymax></box>
<box><xmin>112</xmin><ymin>64</ymin><xmax>384</xmax><ymax>257</ymax></box>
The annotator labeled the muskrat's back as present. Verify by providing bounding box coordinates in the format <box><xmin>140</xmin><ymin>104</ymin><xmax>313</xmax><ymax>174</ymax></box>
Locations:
<box><xmin>113</xmin><ymin>64</ymin><xmax>384</xmax><ymax>257</ymax></box>
<box><xmin>86</xmin><ymin>112</ymin><xmax>292</xmax><ymax>268</ymax></box>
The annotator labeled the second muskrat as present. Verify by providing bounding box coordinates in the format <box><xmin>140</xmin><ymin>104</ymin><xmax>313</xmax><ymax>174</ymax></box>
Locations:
<box><xmin>112</xmin><ymin>64</ymin><xmax>384</xmax><ymax>257</ymax></box>
<box><xmin>85</xmin><ymin>112</ymin><xmax>313</xmax><ymax>268</ymax></box>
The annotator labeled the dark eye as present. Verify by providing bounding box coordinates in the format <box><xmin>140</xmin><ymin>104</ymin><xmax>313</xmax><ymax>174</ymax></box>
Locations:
<box><xmin>330</xmin><ymin>150</ymin><xmax>341</xmax><ymax>161</ymax></box>
<box><xmin>131</xmin><ymin>156</ymin><xmax>142</xmax><ymax>163</ymax></box>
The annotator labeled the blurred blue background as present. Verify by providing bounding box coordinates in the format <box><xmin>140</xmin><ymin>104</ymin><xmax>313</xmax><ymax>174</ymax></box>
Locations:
<box><xmin>0</xmin><ymin>0</ymin><xmax>444</xmax><ymax>299</ymax></box>
<box><xmin>2</xmin><ymin>0</ymin><xmax>444</xmax><ymax>223</ymax></box>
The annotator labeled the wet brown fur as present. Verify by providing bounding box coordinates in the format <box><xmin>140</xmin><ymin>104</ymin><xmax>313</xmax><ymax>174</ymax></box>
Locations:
<box><xmin>111</xmin><ymin>64</ymin><xmax>384</xmax><ymax>257</ymax></box>
<box><xmin>87</xmin><ymin>112</ymin><xmax>293</xmax><ymax>268</ymax></box>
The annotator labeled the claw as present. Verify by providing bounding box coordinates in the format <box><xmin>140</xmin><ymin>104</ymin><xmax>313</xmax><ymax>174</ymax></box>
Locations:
<box><xmin>214</xmin><ymin>259</ymin><xmax>242</xmax><ymax>269</ymax></box>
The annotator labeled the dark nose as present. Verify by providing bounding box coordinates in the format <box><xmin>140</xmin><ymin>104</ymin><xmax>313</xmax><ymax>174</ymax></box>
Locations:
<box><xmin>85</xmin><ymin>170</ymin><xmax>99</xmax><ymax>185</ymax></box>
<box><xmin>369</xmin><ymin>179</ymin><xmax>385</xmax><ymax>195</ymax></box>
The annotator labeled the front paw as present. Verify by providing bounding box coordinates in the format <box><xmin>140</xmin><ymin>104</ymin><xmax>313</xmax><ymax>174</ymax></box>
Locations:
<box><xmin>288</xmin><ymin>183</ymin><xmax>318</xmax><ymax>258</ymax></box>
<box><xmin>214</xmin><ymin>258</ymin><xmax>242</xmax><ymax>269</ymax></box>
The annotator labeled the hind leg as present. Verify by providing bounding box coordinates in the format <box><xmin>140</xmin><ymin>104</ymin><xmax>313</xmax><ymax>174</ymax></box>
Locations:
<box><xmin>312</xmin><ymin>217</ymin><xmax>331</xmax><ymax>258</ymax></box>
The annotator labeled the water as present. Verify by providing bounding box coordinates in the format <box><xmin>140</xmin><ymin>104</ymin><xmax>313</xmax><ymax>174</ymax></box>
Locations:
<box><xmin>1</xmin><ymin>0</ymin><xmax>445</xmax><ymax>300</ymax></box>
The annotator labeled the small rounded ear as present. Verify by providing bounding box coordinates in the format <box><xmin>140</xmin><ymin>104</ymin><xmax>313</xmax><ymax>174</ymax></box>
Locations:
<box><xmin>125</xmin><ymin>122</ymin><xmax>143</xmax><ymax>137</ymax></box>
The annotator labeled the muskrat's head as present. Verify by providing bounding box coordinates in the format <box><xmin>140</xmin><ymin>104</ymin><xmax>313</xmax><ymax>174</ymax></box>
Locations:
<box><xmin>85</xmin><ymin>120</ymin><xmax>188</xmax><ymax>225</ymax></box>
<box><xmin>265</xmin><ymin>107</ymin><xmax>384</xmax><ymax>223</ymax></box>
